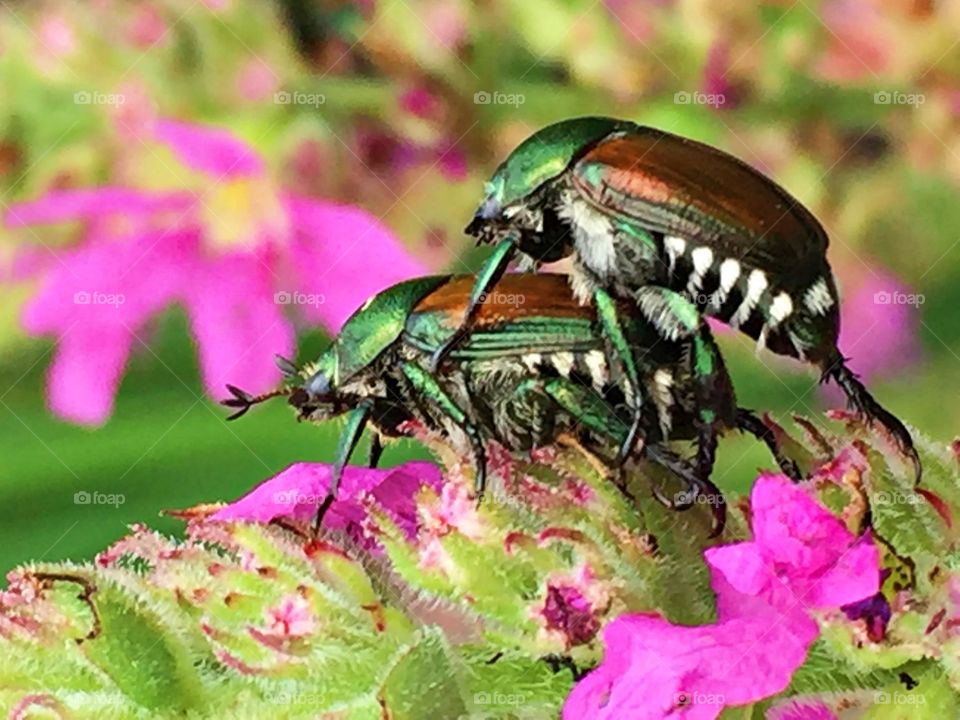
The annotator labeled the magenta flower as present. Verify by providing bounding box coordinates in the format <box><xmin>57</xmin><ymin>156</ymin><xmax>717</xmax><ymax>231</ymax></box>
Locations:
<box><xmin>7</xmin><ymin>119</ymin><xmax>426</xmax><ymax>424</ymax></box>
<box><xmin>212</xmin><ymin>461</ymin><xmax>444</xmax><ymax>550</ymax></box>
<box><xmin>263</xmin><ymin>594</ymin><xmax>316</xmax><ymax>638</ymax></box>
<box><xmin>835</xmin><ymin>266</ymin><xmax>921</xmax><ymax>384</ymax></box>
<box><xmin>564</xmin><ymin>475</ymin><xmax>880</xmax><ymax>720</ymax></box>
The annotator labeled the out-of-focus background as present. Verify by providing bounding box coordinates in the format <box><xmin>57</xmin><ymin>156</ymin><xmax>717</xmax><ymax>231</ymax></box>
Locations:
<box><xmin>0</xmin><ymin>0</ymin><xmax>956</xmax><ymax>575</ymax></box>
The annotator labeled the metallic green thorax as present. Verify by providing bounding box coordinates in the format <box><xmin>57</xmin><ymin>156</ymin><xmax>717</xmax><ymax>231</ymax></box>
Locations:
<box><xmin>478</xmin><ymin>116</ymin><xmax>633</xmax><ymax>217</ymax></box>
<box><xmin>307</xmin><ymin>276</ymin><xmax>449</xmax><ymax>388</ymax></box>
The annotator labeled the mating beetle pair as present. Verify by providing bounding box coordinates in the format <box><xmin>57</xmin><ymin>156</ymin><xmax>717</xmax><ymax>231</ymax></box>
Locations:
<box><xmin>449</xmin><ymin>116</ymin><xmax>918</xmax><ymax>481</ymax></box>
<box><xmin>225</xmin><ymin>115</ymin><xmax>917</xmax><ymax>536</ymax></box>
<box><xmin>225</xmin><ymin>274</ymin><xmax>797</xmax><ymax>536</ymax></box>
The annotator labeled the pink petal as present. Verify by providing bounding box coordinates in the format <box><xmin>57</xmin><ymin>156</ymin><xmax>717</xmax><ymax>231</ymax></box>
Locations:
<box><xmin>182</xmin><ymin>248</ymin><xmax>293</xmax><ymax>399</ymax></box>
<box><xmin>45</xmin><ymin>324</ymin><xmax>134</xmax><ymax>425</ymax></box>
<box><xmin>154</xmin><ymin>119</ymin><xmax>264</xmax><ymax>178</ymax></box>
<box><xmin>212</xmin><ymin>461</ymin><xmax>444</xmax><ymax>543</ymax></box>
<box><xmin>564</xmin><ymin>612</ymin><xmax>817</xmax><ymax>720</ymax></box>
<box><xmin>285</xmin><ymin>194</ymin><xmax>427</xmax><ymax>332</ymax></box>
<box><xmin>5</xmin><ymin>188</ymin><xmax>188</xmax><ymax>226</ymax></box>
<box><xmin>749</xmin><ymin>475</ymin><xmax>862</xmax><ymax>578</ymax></box>
<box><xmin>21</xmin><ymin>229</ymin><xmax>193</xmax><ymax>424</ymax></box>
<box><xmin>565</xmin><ymin>474</ymin><xmax>881</xmax><ymax>720</ymax></box>
<box><xmin>22</xmin><ymin>229</ymin><xmax>194</xmax><ymax>336</ymax></box>
<box><xmin>804</xmin><ymin>535</ymin><xmax>880</xmax><ymax>608</ymax></box>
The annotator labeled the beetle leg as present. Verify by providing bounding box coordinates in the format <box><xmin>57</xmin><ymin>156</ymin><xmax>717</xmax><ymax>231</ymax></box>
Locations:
<box><xmin>368</xmin><ymin>432</ymin><xmax>384</xmax><ymax>469</ymax></box>
<box><xmin>633</xmin><ymin>286</ymin><xmax>733</xmax><ymax>491</ymax></box>
<box><xmin>542</xmin><ymin>380</ymin><xmax>634</xmax><ymax>503</ymax></box>
<box><xmin>823</xmin><ymin>355</ymin><xmax>921</xmax><ymax>484</ymax></box>
<box><xmin>541</xmin><ymin>378</ymin><xmax>632</xmax><ymax>453</ymax></box>
<box><xmin>735</xmin><ymin>408</ymin><xmax>802</xmax><ymax>480</ymax></box>
<box><xmin>593</xmin><ymin>287</ymin><xmax>642</xmax><ymax>464</ymax></box>
<box><xmin>645</xmin><ymin>444</ymin><xmax>726</xmax><ymax>537</ymax></box>
<box><xmin>401</xmin><ymin>362</ymin><xmax>488</xmax><ymax>501</ymax></box>
<box><xmin>315</xmin><ymin>401</ymin><xmax>373</xmax><ymax>535</ymax></box>
<box><xmin>428</xmin><ymin>235</ymin><xmax>517</xmax><ymax>372</ymax></box>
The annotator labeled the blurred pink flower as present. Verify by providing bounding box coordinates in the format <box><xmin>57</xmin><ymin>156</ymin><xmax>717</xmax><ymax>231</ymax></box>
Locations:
<box><xmin>396</xmin><ymin>86</ymin><xmax>468</xmax><ymax>182</ymax></box>
<box><xmin>213</xmin><ymin>461</ymin><xmax>444</xmax><ymax>551</ymax></box>
<box><xmin>6</xmin><ymin>119</ymin><xmax>425</xmax><ymax>425</ymax></box>
<box><xmin>563</xmin><ymin>475</ymin><xmax>880</xmax><ymax>720</ymax></box>
<box><xmin>236</xmin><ymin>58</ymin><xmax>280</xmax><ymax>102</ymax></box>
<box><xmin>125</xmin><ymin>5</ymin><xmax>169</xmax><ymax>48</ymax></box>
<box><xmin>702</xmin><ymin>39</ymin><xmax>742</xmax><ymax>110</ymax></box>
<box><xmin>835</xmin><ymin>267</ymin><xmax>921</xmax><ymax>383</ymax></box>
<box><xmin>603</xmin><ymin>0</ymin><xmax>666</xmax><ymax>43</ymax></box>
<box><xmin>816</xmin><ymin>0</ymin><xmax>893</xmax><ymax>82</ymax></box>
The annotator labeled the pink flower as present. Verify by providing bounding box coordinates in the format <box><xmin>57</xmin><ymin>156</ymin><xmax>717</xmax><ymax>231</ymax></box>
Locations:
<box><xmin>536</xmin><ymin>566</ymin><xmax>610</xmax><ymax>649</ymax></box>
<box><xmin>702</xmin><ymin>39</ymin><xmax>741</xmax><ymax>110</ymax></box>
<box><xmin>125</xmin><ymin>5</ymin><xmax>169</xmax><ymax>48</ymax></box>
<box><xmin>236</xmin><ymin>58</ymin><xmax>280</xmax><ymax>102</ymax></box>
<box><xmin>212</xmin><ymin>461</ymin><xmax>444</xmax><ymax>550</ymax></box>
<box><xmin>564</xmin><ymin>475</ymin><xmax>880</xmax><ymax>720</ymax></box>
<box><xmin>264</xmin><ymin>594</ymin><xmax>316</xmax><ymax>637</ymax></box>
<box><xmin>815</xmin><ymin>0</ymin><xmax>894</xmax><ymax>82</ymax></box>
<box><xmin>7</xmin><ymin>119</ymin><xmax>426</xmax><ymax>425</ymax></box>
<box><xmin>835</xmin><ymin>267</ymin><xmax>921</xmax><ymax>384</ymax></box>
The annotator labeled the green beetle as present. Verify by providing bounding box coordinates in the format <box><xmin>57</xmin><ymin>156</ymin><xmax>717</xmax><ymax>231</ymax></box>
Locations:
<box><xmin>224</xmin><ymin>274</ymin><xmax>798</xmax><ymax>536</ymax></box>
<box><xmin>447</xmin><ymin>116</ymin><xmax>918</xmax><ymax>480</ymax></box>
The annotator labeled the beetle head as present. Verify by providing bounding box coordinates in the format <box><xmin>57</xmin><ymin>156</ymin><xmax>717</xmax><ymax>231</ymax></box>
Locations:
<box><xmin>466</xmin><ymin>116</ymin><xmax>631</xmax><ymax>260</ymax></box>
<box><xmin>287</xmin><ymin>352</ymin><xmax>345</xmax><ymax>422</ymax></box>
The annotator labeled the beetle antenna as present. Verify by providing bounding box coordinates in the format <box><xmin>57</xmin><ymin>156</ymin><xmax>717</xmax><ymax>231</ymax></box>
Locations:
<box><xmin>274</xmin><ymin>354</ymin><xmax>299</xmax><ymax>378</ymax></box>
<box><xmin>221</xmin><ymin>384</ymin><xmax>291</xmax><ymax>420</ymax></box>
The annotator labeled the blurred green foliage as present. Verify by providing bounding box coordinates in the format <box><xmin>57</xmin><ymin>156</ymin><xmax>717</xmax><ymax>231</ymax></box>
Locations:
<box><xmin>0</xmin><ymin>0</ymin><xmax>958</xmax><ymax>573</ymax></box>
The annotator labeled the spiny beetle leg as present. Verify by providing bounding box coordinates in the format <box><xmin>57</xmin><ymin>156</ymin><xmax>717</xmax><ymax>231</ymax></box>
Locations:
<box><xmin>593</xmin><ymin>286</ymin><xmax>642</xmax><ymax>464</ymax></box>
<box><xmin>368</xmin><ymin>433</ymin><xmax>384</xmax><ymax>469</ymax></box>
<box><xmin>646</xmin><ymin>444</ymin><xmax>726</xmax><ymax>537</ymax></box>
<box><xmin>428</xmin><ymin>235</ymin><xmax>517</xmax><ymax>372</ymax></box>
<box><xmin>695</xmin><ymin>421</ymin><xmax>719</xmax><ymax>488</ymax></box>
<box><xmin>823</xmin><ymin>356</ymin><xmax>921</xmax><ymax>484</ymax></box>
<box><xmin>401</xmin><ymin>361</ymin><xmax>487</xmax><ymax>501</ymax></box>
<box><xmin>736</xmin><ymin>408</ymin><xmax>802</xmax><ymax>481</ymax></box>
<box><xmin>314</xmin><ymin>402</ymin><xmax>372</xmax><ymax>536</ymax></box>
<box><xmin>541</xmin><ymin>378</ymin><xmax>635</xmax><ymax>458</ymax></box>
